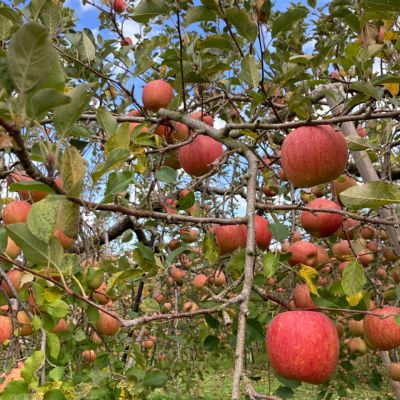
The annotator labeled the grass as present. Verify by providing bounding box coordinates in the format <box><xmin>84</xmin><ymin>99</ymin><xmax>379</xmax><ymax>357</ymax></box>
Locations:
<box><xmin>148</xmin><ymin>354</ymin><xmax>395</xmax><ymax>400</ymax></box>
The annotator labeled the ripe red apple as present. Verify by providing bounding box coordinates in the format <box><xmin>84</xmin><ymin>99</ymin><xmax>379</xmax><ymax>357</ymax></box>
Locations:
<box><xmin>170</xmin><ymin>265</ymin><xmax>186</xmax><ymax>285</ymax></box>
<box><xmin>289</xmin><ymin>241</ymin><xmax>318</xmax><ymax>266</ymax></box>
<box><xmin>17</xmin><ymin>311</ymin><xmax>33</xmax><ymax>336</ymax></box>
<box><xmin>348</xmin><ymin>319</ymin><xmax>364</xmax><ymax>337</ymax></box>
<box><xmin>388</xmin><ymin>363</ymin><xmax>400</xmax><ymax>381</ymax></box>
<box><xmin>300</xmin><ymin>198</ymin><xmax>343</xmax><ymax>238</ymax></box>
<box><xmin>192</xmin><ymin>274</ymin><xmax>208</xmax><ymax>290</ymax></box>
<box><xmin>183</xmin><ymin>301</ymin><xmax>199</xmax><ymax>312</ymax></box>
<box><xmin>96</xmin><ymin>310</ymin><xmax>120</xmax><ymax>336</ymax></box>
<box><xmin>83</xmin><ymin>350</ymin><xmax>96</xmax><ymax>362</ymax></box>
<box><xmin>0</xmin><ymin>364</ymin><xmax>23</xmax><ymax>393</ymax></box>
<box><xmin>266</xmin><ymin>311</ymin><xmax>339</xmax><ymax>384</ymax></box>
<box><xmin>142</xmin><ymin>339</ymin><xmax>155</xmax><ymax>349</ymax></box>
<box><xmin>332</xmin><ymin>240</ymin><xmax>352</xmax><ymax>261</ymax></box>
<box><xmin>120</xmin><ymin>37</ymin><xmax>133</xmax><ymax>46</ymax></box>
<box><xmin>212</xmin><ymin>270</ymin><xmax>226</xmax><ymax>287</ymax></box>
<box><xmin>1</xmin><ymin>269</ymin><xmax>24</xmax><ymax>297</ymax></box>
<box><xmin>54</xmin><ymin>228</ymin><xmax>75</xmax><ymax>249</ymax></box>
<box><xmin>377</xmin><ymin>26</ymin><xmax>385</xmax><ymax>44</ymax></box>
<box><xmin>254</xmin><ymin>215</ymin><xmax>272</xmax><ymax>250</ymax></box>
<box><xmin>52</xmin><ymin>319</ymin><xmax>68</xmax><ymax>334</ymax></box>
<box><xmin>292</xmin><ymin>284</ymin><xmax>316</xmax><ymax>309</ymax></box>
<box><xmin>179</xmin><ymin>135</ymin><xmax>224</xmax><ymax>176</ymax></box>
<box><xmin>154</xmin><ymin>294</ymin><xmax>164</xmax><ymax>304</ymax></box>
<box><xmin>357</xmin><ymin>126</ymin><xmax>367</xmax><ymax>138</ymax></box>
<box><xmin>383</xmin><ymin>247</ymin><xmax>399</xmax><ymax>262</ymax></box>
<box><xmin>191</xmin><ymin>111</ymin><xmax>214</xmax><ymax>127</ymax></box>
<box><xmin>214</xmin><ymin>224</ymin><xmax>247</xmax><ymax>255</ymax></box>
<box><xmin>0</xmin><ymin>316</ymin><xmax>13</xmax><ymax>344</ymax></box>
<box><xmin>142</xmin><ymin>80</ymin><xmax>174</xmax><ymax>112</ymax></box>
<box><xmin>112</xmin><ymin>0</ymin><xmax>126</xmax><ymax>13</ymax></box>
<box><xmin>2</xmin><ymin>200</ymin><xmax>31</xmax><ymax>225</ymax></box>
<box><xmin>332</xmin><ymin>174</ymin><xmax>357</xmax><ymax>197</ymax></box>
<box><xmin>179</xmin><ymin>228</ymin><xmax>199</xmax><ymax>243</ymax></box>
<box><xmin>392</xmin><ymin>267</ymin><xmax>400</xmax><ymax>283</ymax></box>
<box><xmin>357</xmin><ymin>248</ymin><xmax>374</xmax><ymax>266</ymax></box>
<box><xmin>92</xmin><ymin>282</ymin><xmax>109</xmax><ymax>305</ymax></box>
<box><xmin>172</xmin><ymin>122</ymin><xmax>190</xmax><ymax>142</ymax></box>
<box><xmin>336</xmin><ymin>218</ymin><xmax>360</xmax><ymax>240</ymax></box>
<box><xmin>348</xmin><ymin>337</ymin><xmax>367</xmax><ymax>355</ymax></box>
<box><xmin>281</xmin><ymin>125</ymin><xmax>348</xmax><ymax>188</ymax></box>
<box><xmin>376</xmin><ymin>268</ymin><xmax>387</xmax><ymax>280</ymax></box>
<box><xmin>315</xmin><ymin>245</ymin><xmax>329</xmax><ymax>267</ymax></box>
<box><xmin>4</xmin><ymin>238</ymin><xmax>20</xmax><ymax>259</ymax></box>
<box><xmin>278</xmin><ymin>168</ymin><xmax>287</xmax><ymax>181</ymax></box>
<box><xmin>261</xmin><ymin>180</ymin><xmax>279</xmax><ymax>197</ymax></box>
<box><xmin>364</xmin><ymin>306</ymin><xmax>400</xmax><ymax>350</ymax></box>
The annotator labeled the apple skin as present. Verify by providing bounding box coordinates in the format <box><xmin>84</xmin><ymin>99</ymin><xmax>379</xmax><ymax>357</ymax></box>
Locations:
<box><xmin>266</xmin><ymin>311</ymin><xmax>339</xmax><ymax>384</ymax></box>
<box><xmin>83</xmin><ymin>350</ymin><xmax>97</xmax><ymax>362</ymax></box>
<box><xmin>332</xmin><ymin>174</ymin><xmax>357</xmax><ymax>196</ymax></box>
<box><xmin>52</xmin><ymin>319</ymin><xmax>68</xmax><ymax>334</ymax></box>
<box><xmin>254</xmin><ymin>216</ymin><xmax>272</xmax><ymax>250</ymax></box>
<box><xmin>388</xmin><ymin>363</ymin><xmax>400</xmax><ymax>381</ymax></box>
<box><xmin>281</xmin><ymin>125</ymin><xmax>348</xmax><ymax>188</ymax></box>
<box><xmin>2</xmin><ymin>200</ymin><xmax>31</xmax><ymax>225</ymax></box>
<box><xmin>348</xmin><ymin>337</ymin><xmax>367</xmax><ymax>355</ymax></box>
<box><xmin>0</xmin><ymin>316</ymin><xmax>13</xmax><ymax>344</ymax></box>
<box><xmin>300</xmin><ymin>198</ymin><xmax>343</xmax><ymax>238</ymax></box>
<box><xmin>336</xmin><ymin>218</ymin><xmax>360</xmax><ymax>240</ymax></box>
<box><xmin>54</xmin><ymin>228</ymin><xmax>75</xmax><ymax>249</ymax></box>
<box><xmin>92</xmin><ymin>282</ymin><xmax>109</xmax><ymax>305</ymax></box>
<box><xmin>112</xmin><ymin>0</ymin><xmax>126</xmax><ymax>13</ymax></box>
<box><xmin>179</xmin><ymin>135</ymin><xmax>224</xmax><ymax>177</ymax></box>
<box><xmin>0</xmin><ymin>363</ymin><xmax>23</xmax><ymax>393</ymax></box>
<box><xmin>171</xmin><ymin>265</ymin><xmax>186</xmax><ymax>284</ymax></box>
<box><xmin>348</xmin><ymin>319</ymin><xmax>364</xmax><ymax>337</ymax></box>
<box><xmin>289</xmin><ymin>241</ymin><xmax>318</xmax><ymax>266</ymax></box>
<box><xmin>183</xmin><ymin>301</ymin><xmax>199</xmax><ymax>312</ymax></box>
<box><xmin>1</xmin><ymin>269</ymin><xmax>24</xmax><ymax>297</ymax></box>
<box><xmin>4</xmin><ymin>238</ymin><xmax>20</xmax><ymax>260</ymax></box>
<box><xmin>383</xmin><ymin>247</ymin><xmax>399</xmax><ymax>262</ymax></box>
<box><xmin>315</xmin><ymin>245</ymin><xmax>329</xmax><ymax>267</ymax></box>
<box><xmin>96</xmin><ymin>310</ymin><xmax>120</xmax><ymax>336</ymax></box>
<box><xmin>364</xmin><ymin>306</ymin><xmax>400</xmax><ymax>350</ymax></box>
<box><xmin>332</xmin><ymin>240</ymin><xmax>352</xmax><ymax>261</ymax></box>
<box><xmin>292</xmin><ymin>284</ymin><xmax>316</xmax><ymax>310</ymax></box>
<box><xmin>191</xmin><ymin>111</ymin><xmax>214</xmax><ymax>127</ymax></box>
<box><xmin>192</xmin><ymin>274</ymin><xmax>208</xmax><ymax>290</ymax></box>
<box><xmin>142</xmin><ymin>80</ymin><xmax>174</xmax><ymax>112</ymax></box>
<box><xmin>214</xmin><ymin>224</ymin><xmax>247</xmax><ymax>255</ymax></box>
<box><xmin>17</xmin><ymin>311</ymin><xmax>33</xmax><ymax>336</ymax></box>
<box><xmin>120</xmin><ymin>37</ymin><xmax>133</xmax><ymax>46</ymax></box>
<box><xmin>212</xmin><ymin>270</ymin><xmax>226</xmax><ymax>287</ymax></box>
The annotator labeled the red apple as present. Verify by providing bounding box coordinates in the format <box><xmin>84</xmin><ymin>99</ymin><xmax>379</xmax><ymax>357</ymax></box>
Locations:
<box><xmin>2</xmin><ymin>200</ymin><xmax>31</xmax><ymax>225</ymax></box>
<box><xmin>254</xmin><ymin>215</ymin><xmax>272</xmax><ymax>250</ymax></box>
<box><xmin>0</xmin><ymin>316</ymin><xmax>13</xmax><ymax>344</ymax></box>
<box><xmin>83</xmin><ymin>350</ymin><xmax>96</xmax><ymax>362</ymax></box>
<box><xmin>96</xmin><ymin>310</ymin><xmax>120</xmax><ymax>336</ymax></box>
<box><xmin>292</xmin><ymin>284</ymin><xmax>316</xmax><ymax>310</ymax></box>
<box><xmin>120</xmin><ymin>37</ymin><xmax>133</xmax><ymax>46</ymax></box>
<box><xmin>171</xmin><ymin>265</ymin><xmax>186</xmax><ymax>284</ymax></box>
<box><xmin>289</xmin><ymin>241</ymin><xmax>318</xmax><ymax>266</ymax></box>
<box><xmin>52</xmin><ymin>319</ymin><xmax>68</xmax><ymax>334</ymax></box>
<box><xmin>112</xmin><ymin>0</ymin><xmax>126</xmax><ymax>13</ymax></box>
<box><xmin>315</xmin><ymin>245</ymin><xmax>329</xmax><ymax>267</ymax></box>
<box><xmin>1</xmin><ymin>269</ymin><xmax>24</xmax><ymax>297</ymax></box>
<box><xmin>383</xmin><ymin>247</ymin><xmax>399</xmax><ymax>262</ymax></box>
<box><xmin>336</xmin><ymin>218</ymin><xmax>359</xmax><ymax>240</ymax></box>
<box><xmin>357</xmin><ymin>248</ymin><xmax>374</xmax><ymax>266</ymax></box>
<box><xmin>212</xmin><ymin>270</ymin><xmax>226</xmax><ymax>287</ymax></box>
<box><xmin>388</xmin><ymin>363</ymin><xmax>400</xmax><ymax>381</ymax></box>
<box><xmin>332</xmin><ymin>240</ymin><xmax>352</xmax><ymax>261</ymax></box>
<box><xmin>17</xmin><ymin>311</ymin><xmax>33</xmax><ymax>336</ymax></box>
<box><xmin>192</xmin><ymin>274</ymin><xmax>208</xmax><ymax>290</ymax></box>
<box><xmin>357</xmin><ymin>126</ymin><xmax>367</xmax><ymax>138</ymax></box>
<box><xmin>281</xmin><ymin>125</ymin><xmax>348</xmax><ymax>188</ymax></box>
<box><xmin>92</xmin><ymin>282</ymin><xmax>109</xmax><ymax>305</ymax></box>
<box><xmin>364</xmin><ymin>306</ymin><xmax>400</xmax><ymax>350</ymax></box>
<box><xmin>183</xmin><ymin>301</ymin><xmax>199</xmax><ymax>312</ymax></box>
<box><xmin>266</xmin><ymin>311</ymin><xmax>339</xmax><ymax>384</ymax></box>
<box><xmin>179</xmin><ymin>135</ymin><xmax>224</xmax><ymax>177</ymax></box>
<box><xmin>54</xmin><ymin>228</ymin><xmax>75</xmax><ymax>249</ymax></box>
<box><xmin>191</xmin><ymin>111</ymin><xmax>214</xmax><ymax>127</ymax></box>
<box><xmin>301</xmin><ymin>198</ymin><xmax>343</xmax><ymax>238</ymax></box>
<box><xmin>348</xmin><ymin>319</ymin><xmax>364</xmax><ymax>337</ymax></box>
<box><xmin>142</xmin><ymin>80</ymin><xmax>174</xmax><ymax>112</ymax></box>
<box><xmin>348</xmin><ymin>337</ymin><xmax>367</xmax><ymax>355</ymax></box>
<box><xmin>179</xmin><ymin>228</ymin><xmax>199</xmax><ymax>243</ymax></box>
<box><xmin>214</xmin><ymin>224</ymin><xmax>247</xmax><ymax>255</ymax></box>
<box><xmin>4</xmin><ymin>238</ymin><xmax>20</xmax><ymax>259</ymax></box>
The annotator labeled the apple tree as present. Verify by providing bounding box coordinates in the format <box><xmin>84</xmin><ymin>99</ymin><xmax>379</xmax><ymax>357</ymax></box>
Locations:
<box><xmin>0</xmin><ymin>0</ymin><xmax>400</xmax><ymax>399</ymax></box>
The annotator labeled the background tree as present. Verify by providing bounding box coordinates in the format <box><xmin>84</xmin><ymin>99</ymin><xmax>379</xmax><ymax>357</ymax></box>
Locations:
<box><xmin>0</xmin><ymin>0</ymin><xmax>400</xmax><ymax>399</ymax></box>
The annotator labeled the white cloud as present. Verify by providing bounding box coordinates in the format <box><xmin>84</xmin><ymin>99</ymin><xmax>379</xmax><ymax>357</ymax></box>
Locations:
<box><xmin>214</xmin><ymin>117</ymin><xmax>226</xmax><ymax>130</ymax></box>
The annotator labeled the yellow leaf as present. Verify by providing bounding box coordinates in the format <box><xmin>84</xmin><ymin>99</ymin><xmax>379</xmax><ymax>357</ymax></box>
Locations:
<box><xmin>346</xmin><ymin>291</ymin><xmax>363</xmax><ymax>306</ymax></box>
<box><xmin>241</xmin><ymin>130</ymin><xmax>258</xmax><ymax>140</ymax></box>
<box><xmin>298</xmin><ymin>265</ymin><xmax>319</xmax><ymax>296</ymax></box>
<box><xmin>384</xmin><ymin>31</ymin><xmax>397</xmax><ymax>41</ymax></box>
<box><xmin>160</xmin><ymin>64</ymin><xmax>167</xmax><ymax>77</ymax></box>
<box><xmin>384</xmin><ymin>83</ymin><xmax>399</xmax><ymax>97</ymax></box>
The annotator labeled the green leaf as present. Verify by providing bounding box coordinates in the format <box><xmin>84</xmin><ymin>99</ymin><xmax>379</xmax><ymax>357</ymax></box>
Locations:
<box><xmin>48</xmin><ymin>367</ymin><xmax>64</xmax><ymax>382</ymax></box>
<box><xmin>340</xmin><ymin>182</ymin><xmax>400</xmax><ymax>209</ymax></box>
<box><xmin>155</xmin><ymin>166</ymin><xmax>177</xmax><ymax>183</ymax></box>
<box><xmin>202</xmin><ymin>232</ymin><xmax>220</xmax><ymax>263</ymax></box>
<box><xmin>21</xmin><ymin>351</ymin><xmax>44</xmax><ymax>384</ymax></box>
<box><xmin>360</xmin><ymin>0</ymin><xmax>400</xmax><ymax>12</ymax></box>
<box><xmin>56</xmin><ymin>197</ymin><xmax>79</xmax><ymax>239</ymax></box>
<box><xmin>46</xmin><ymin>332</ymin><xmax>60</xmax><ymax>359</ymax></box>
<box><xmin>240</xmin><ymin>54</ymin><xmax>261</xmax><ymax>88</ymax></box>
<box><xmin>31</xmin><ymin>315</ymin><xmax>42</xmax><ymax>331</ymax></box>
<box><xmin>39</xmin><ymin>1</ymin><xmax>61</xmax><ymax>34</ymax></box>
<box><xmin>349</xmin><ymin>81</ymin><xmax>383</xmax><ymax>100</ymax></box>
<box><xmin>92</xmin><ymin>148</ymin><xmax>130</xmax><ymax>183</ymax></box>
<box><xmin>198</xmin><ymin>35</ymin><xmax>234</xmax><ymax>50</ymax></box>
<box><xmin>26</xmin><ymin>89</ymin><xmax>71</xmax><ymax>119</ymax></box>
<box><xmin>44</xmin><ymin>299</ymin><xmax>69</xmax><ymax>319</ymax></box>
<box><xmin>268</xmin><ymin>223</ymin><xmax>289</xmax><ymax>241</ymax></box>
<box><xmin>0</xmin><ymin>227</ymin><xmax>7</xmax><ymax>253</ymax></box>
<box><xmin>372</xmin><ymin>74</ymin><xmax>400</xmax><ymax>85</ymax></box>
<box><xmin>203</xmin><ymin>335</ymin><xmax>219</xmax><ymax>351</ymax></box>
<box><xmin>96</xmin><ymin>107</ymin><xmax>117</xmax><ymax>137</ymax></box>
<box><xmin>43</xmin><ymin>389</ymin><xmax>67</xmax><ymax>400</ymax></box>
<box><xmin>341</xmin><ymin>261</ymin><xmax>366</xmax><ymax>296</ymax></box>
<box><xmin>53</xmin><ymin>84</ymin><xmax>93</xmax><ymax>136</ymax></box>
<box><xmin>225</xmin><ymin>8</ymin><xmax>257</xmax><ymax>43</ymax></box>
<box><xmin>263</xmin><ymin>251</ymin><xmax>279</xmax><ymax>278</ymax></box>
<box><xmin>105</xmin><ymin>123</ymin><xmax>130</xmax><ymax>154</ymax></box>
<box><xmin>9</xmin><ymin>181</ymin><xmax>53</xmax><ymax>194</ymax></box>
<box><xmin>275</xmin><ymin>386</ymin><xmax>294</xmax><ymax>399</ymax></box>
<box><xmin>60</xmin><ymin>146</ymin><xmax>86</xmax><ymax>196</ymax></box>
<box><xmin>131</xmin><ymin>0</ymin><xmax>169</xmax><ymax>23</ymax></box>
<box><xmin>177</xmin><ymin>191</ymin><xmax>195</xmax><ymax>210</ymax></box>
<box><xmin>143</xmin><ymin>370</ymin><xmax>167</xmax><ymax>387</ymax></box>
<box><xmin>2</xmin><ymin>381</ymin><xmax>29</xmax><ymax>398</ymax></box>
<box><xmin>6</xmin><ymin>223</ymin><xmax>63</xmax><ymax>267</ymax></box>
<box><xmin>346</xmin><ymin>135</ymin><xmax>371</xmax><ymax>151</ymax></box>
<box><xmin>78</xmin><ymin>33</ymin><xmax>95</xmax><ymax>63</ymax></box>
<box><xmin>271</xmin><ymin>7</ymin><xmax>309</xmax><ymax>37</ymax></box>
<box><xmin>27</xmin><ymin>195</ymin><xmax>60</xmax><ymax>243</ymax></box>
<box><xmin>0</xmin><ymin>15</ymin><xmax>13</xmax><ymax>41</ymax></box>
<box><xmin>7</xmin><ymin>23</ymin><xmax>54</xmax><ymax>93</ymax></box>
<box><xmin>103</xmin><ymin>171</ymin><xmax>135</xmax><ymax>203</ymax></box>
<box><xmin>166</xmin><ymin>245</ymin><xmax>189</xmax><ymax>265</ymax></box>
<box><xmin>184</xmin><ymin>6</ymin><xmax>217</xmax><ymax>25</ymax></box>
<box><xmin>29</xmin><ymin>0</ymin><xmax>46</xmax><ymax>21</ymax></box>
